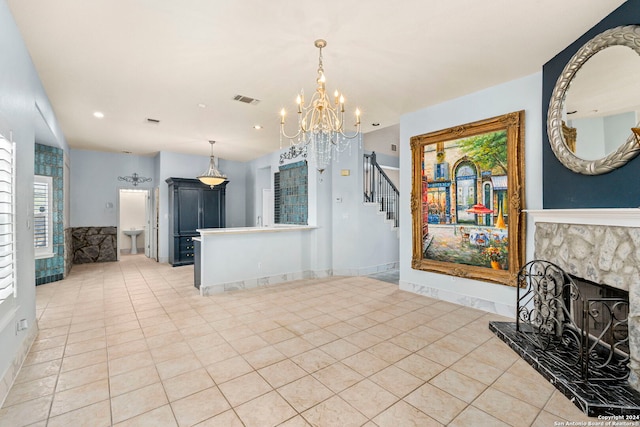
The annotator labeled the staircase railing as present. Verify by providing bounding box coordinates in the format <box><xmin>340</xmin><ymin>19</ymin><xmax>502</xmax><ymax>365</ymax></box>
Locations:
<box><xmin>363</xmin><ymin>152</ymin><xmax>399</xmax><ymax>228</ymax></box>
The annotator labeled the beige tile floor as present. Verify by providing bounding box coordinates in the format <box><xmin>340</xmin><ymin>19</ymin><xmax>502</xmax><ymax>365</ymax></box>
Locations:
<box><xmin>0</xmin><ymin>255</ymin><xmax>594</xmax><ymax>426</ymax></box>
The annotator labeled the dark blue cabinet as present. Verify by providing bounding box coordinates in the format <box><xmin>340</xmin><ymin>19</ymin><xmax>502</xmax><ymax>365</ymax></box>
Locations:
<box><xmin>166</xmin><ymin>177</ymin><xmax>227</xmax><ymax>266</ymax></box>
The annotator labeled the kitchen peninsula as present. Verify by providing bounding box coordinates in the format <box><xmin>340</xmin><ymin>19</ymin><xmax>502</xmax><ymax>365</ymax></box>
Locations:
<box><xmin>196</xmin><ymin>225</ymin><xmax>318</xmax><ymax>295</ymax></box>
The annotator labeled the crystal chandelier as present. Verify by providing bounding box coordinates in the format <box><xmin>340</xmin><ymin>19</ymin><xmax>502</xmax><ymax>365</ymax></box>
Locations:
<box><xmin>197</xmin><ymin>140</ymin><xmax>226</xmax><ymax>187</ymax></box>
<box><xmin>280</xmin><ymin>39</ymin><xmax>361</xmax><ymax>172</ymax></box>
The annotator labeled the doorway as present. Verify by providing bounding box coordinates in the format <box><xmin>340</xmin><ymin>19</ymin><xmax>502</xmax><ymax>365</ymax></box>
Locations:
<box><xmin>454</xmin><ymin>162</ymin><xmax>477</xmax><ymax>224</ymax></box>
<box><xmin>118</xmin><ymin>188</ymin><xmax>151</xmax><ymax>259</ymax></box>
<box><xmin>256</xmin><ymin>166</ymin><xmax>271</xmax><ymax>226</ymax></box>
<box><xmin>262</xmin><ymin>188</ymin><xmax>273</xmax><ymax>227</ymax></box>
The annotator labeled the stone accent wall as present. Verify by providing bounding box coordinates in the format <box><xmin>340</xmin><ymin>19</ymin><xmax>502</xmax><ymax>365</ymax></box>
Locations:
<box><xmin>535</xmin><ymin>222</ymin><xmax>640</xmax><ymax>291</ymax></box>
<box><xmin>72</xmin><ymin>227</ymin><xmax>117</xmax><ymax>264</ymax></box>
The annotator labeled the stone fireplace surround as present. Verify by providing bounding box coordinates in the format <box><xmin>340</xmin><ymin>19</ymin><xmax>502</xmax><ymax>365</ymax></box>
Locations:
<box><xmin>489</xmin><ymin>208</ymin><xmax>640</xmax><ymax>415</ymax></box>
<box><xmin>527</xmin><ymin>208</ymin><xmax>640</xmax><ymax>392</ymax></box>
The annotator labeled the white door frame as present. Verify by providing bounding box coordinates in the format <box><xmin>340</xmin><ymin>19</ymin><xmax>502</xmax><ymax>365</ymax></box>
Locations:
<box><xmin>151</xmin><ymin>186</ymin><xmax>159</xmax><ymax>261</ymax></box>
<box><xmin>117</xmin><ymin>187</ymin><xmax>152</xmax><ymax>259</ymax></box>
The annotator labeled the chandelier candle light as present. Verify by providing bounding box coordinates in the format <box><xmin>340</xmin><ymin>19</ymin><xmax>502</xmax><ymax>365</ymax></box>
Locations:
<box><xmin>280</xmin><ymin>39</ymin><xmax>361</xmax><ymax>172</ymax></box>
<box><xmin>197</xmin><ymin>140</ymin><xmax>227</xmax><ymax>188</ymax></box>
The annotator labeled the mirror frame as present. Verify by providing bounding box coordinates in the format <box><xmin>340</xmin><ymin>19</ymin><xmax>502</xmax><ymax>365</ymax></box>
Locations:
<box><xmin>548</xmin><ymin>25</ymin><xmax>640</xmax><ymax>175</ymax></box>
<box><xmin>410</xmin><ymin>111</ymin><xmax>525</xmax><ymax>287</ymax></box>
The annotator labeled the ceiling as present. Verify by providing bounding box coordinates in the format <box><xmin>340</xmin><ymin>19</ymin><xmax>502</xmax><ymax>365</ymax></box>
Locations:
<box><xmin>7</xmin><ymin>0</ymin><xmax>626</xmax><ymax>162</ymax></box>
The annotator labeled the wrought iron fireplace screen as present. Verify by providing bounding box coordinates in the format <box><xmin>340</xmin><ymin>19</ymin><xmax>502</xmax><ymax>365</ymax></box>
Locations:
<box><xmin>516</xmin><ymin>260</ymin><xmax>629</xmax><ymax>382</ymax></box>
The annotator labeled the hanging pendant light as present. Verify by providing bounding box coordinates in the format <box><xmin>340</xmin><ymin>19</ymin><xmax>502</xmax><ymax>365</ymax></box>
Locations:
<box><xmin>280</xmin><ymin>39</ymin><xmax>361</xmax><ymax>172</ymax></box>
<box><xmin>197</xmin><ymin>140</ymin><xmax>226</xmax><ymax>187</ymax></box>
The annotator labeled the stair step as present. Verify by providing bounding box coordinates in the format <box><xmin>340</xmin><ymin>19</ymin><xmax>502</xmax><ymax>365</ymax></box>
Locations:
<box><xmin>364</xmin><ymin>201</ymin><xmax>398</xmax><ymax>228</ymax></box>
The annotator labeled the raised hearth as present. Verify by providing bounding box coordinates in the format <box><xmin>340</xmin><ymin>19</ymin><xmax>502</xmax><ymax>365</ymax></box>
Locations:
<box><xmin>491</xmin><ymin>321</ymin><xmax>640</xmax><ymax>416</ymax></box>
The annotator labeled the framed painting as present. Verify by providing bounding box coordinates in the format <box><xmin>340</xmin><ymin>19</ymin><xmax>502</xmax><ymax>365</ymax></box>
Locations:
<box><xmin>410</xmin><ymin>111</ymin><xmax>525</xmax><ymax>286</ymax></box>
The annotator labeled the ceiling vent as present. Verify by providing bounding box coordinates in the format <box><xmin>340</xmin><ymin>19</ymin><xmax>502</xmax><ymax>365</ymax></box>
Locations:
<box><xmin>146</xmin><ymin>118</ymin><xmax>160</xmax><ymax>124</ymax></box>
<box><xmin>233</xmin><ymin>95</ymin><xmax>260</xmax><ymax>105</ymax></box>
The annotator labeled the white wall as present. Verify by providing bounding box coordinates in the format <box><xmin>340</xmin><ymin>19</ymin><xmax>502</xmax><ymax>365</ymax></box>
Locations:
<box><xmin>0</xmin><ymin>0</ymin><xmax>68</xmax><ymax>404</ymax></box>
<box><xmin>69</xmin><ymin>150</ymin><xmax>155</xmax><ymax>226</ymax></box>
<box><xmin>199</xmin><ymin>227</ymin><xmax>315</xmax><ymax>292</ymax></box>
<box><xmin>570</xmin><ymin>111</ymin><xmax>636</xmax><ymax>160</ymax></box>
<box><xmin>364</xmin><ymin>124</ymin><xmax>400</xmax><ymax>159</ymax></box>
<box><xmin>399</xmin><ymin>72</ymin><xmax>543</xmax><ymax>316</ymax></box>
<box><xmin>331</xmin><ymin>145</ymin><xmax>399</xmax><ymax>275</ymax></box>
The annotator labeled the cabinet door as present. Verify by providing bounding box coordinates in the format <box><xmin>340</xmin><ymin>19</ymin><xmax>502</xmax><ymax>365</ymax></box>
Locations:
<box><xmin>178</xmin><ymin>187</ymin><xmax>200</xmax><ymax>234</ymax></box>
<box><xmin>202</xmin><ymin>189</ymin><xmax>222</xmax><ymax>228</ymax></box>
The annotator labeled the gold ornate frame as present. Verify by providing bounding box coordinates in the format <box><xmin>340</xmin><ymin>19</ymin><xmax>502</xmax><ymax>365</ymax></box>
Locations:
<box><xmin>410</xmin><ymin>111</ymin><xmax>526</xmax><ymax>287</ymax></box>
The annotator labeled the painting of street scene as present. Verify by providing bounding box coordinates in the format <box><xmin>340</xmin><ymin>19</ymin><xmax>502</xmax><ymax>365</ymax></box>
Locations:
<box><xmin>420</xmin><ymin>130</ymin><xmax>509</xmax><ymax>270</ymax></box>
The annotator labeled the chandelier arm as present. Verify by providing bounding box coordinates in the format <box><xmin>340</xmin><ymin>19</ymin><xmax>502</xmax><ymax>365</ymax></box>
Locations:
<box><xmin>324</xmin><ymin>108</ymin><xmax>342</xmax><ymax>132</ymax></box>
<box><xmin>280</xmin><ymin>123</ymin><xmax>303</xmax><ymax>140</ymax></box>
<box><xmin>338</xmin><ymin>127</ymin><xmax>362</xmax><ymax>140</ymax></box>
<box><xmin>308</xmin><ymin>107</ymin><xmax>321</xmax><ymax>133</ymax></box>
<box><xmin>305</xmin><ymin>92</ymin><xmax>322</xmax><ymax>112</ymax></box>
<box><xmin>323</xmin><ymin>110</ymin><xmax>334</xmax><ymax>133</ymax></box>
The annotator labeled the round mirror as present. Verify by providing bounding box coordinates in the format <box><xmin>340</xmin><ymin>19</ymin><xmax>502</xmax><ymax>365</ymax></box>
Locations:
<box><xmin>547</xmin><ymin>25</ymin><xmax>640</xmax><ymax>175</ymax></box>
<box><xmin>564</xmin><ymin>46</ymin><xmax>640</xmax><ymax>160</ymax></box>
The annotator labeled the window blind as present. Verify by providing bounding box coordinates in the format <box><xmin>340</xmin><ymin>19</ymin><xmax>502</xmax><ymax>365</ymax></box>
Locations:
<box><xmin>33</xmin><ymin>179</ymin><xmax>49</xmax><ymax>248</ymax></box>
<box><xmin>0</xmin><ymin>136</ymin><xmax>15</xmax><ymax>304</ymax></box>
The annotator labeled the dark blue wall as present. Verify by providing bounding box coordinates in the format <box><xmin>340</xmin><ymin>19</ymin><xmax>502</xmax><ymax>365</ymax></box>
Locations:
<box><xmin>542</xmin><ymin>0</ymin><xmax>640</xmax><ymax>208</ymax></box>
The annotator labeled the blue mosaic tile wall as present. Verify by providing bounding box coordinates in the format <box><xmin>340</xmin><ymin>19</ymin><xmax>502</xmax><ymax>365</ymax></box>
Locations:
<box><xmin>34</xmin><ymin>143</ymin><xmax>65</xmax><ymax>285</ymax></box>
<box><xmin>274</xmin><ymin>161</ymin><xmax>308</xmax><ymax>225</ymax></box>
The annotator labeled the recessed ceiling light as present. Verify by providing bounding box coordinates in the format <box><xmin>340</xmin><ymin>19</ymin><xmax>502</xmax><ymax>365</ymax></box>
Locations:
<box><xmin>253</xmin><ymin>125</ymin><xmax>262</xmax><ymax>130</ymax></box>
<box><xmin>198</xmin><ymin>103</ymin><xmax>207</xmax><ymax>108</ymax></box>
<box><xmin>93</xmin><ymin>111</ymin><xmax>104</xmax><ymax>119</ymax></box>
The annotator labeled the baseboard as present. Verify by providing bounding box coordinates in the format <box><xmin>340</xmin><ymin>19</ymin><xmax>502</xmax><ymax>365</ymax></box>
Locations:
<box><xmin>333</xmin><ymin>262</ymin><xmax>399</xmax><ymax>277</ymax></box>
<box><xmin>119</xmin><ymin>248</ymin><xmax>143</xmax><ymax>255</ymax></box>
<box><xmin>200</xmin><ymin>269</ymin><xmax>334</xmax><ymax>296</ymax></box>
<box><xmin>399</xmin><ymin>280</ymin><xmax>515</xmax><ymax>318</ymax></box>
<box><xmin>0</xmin><ymin>321</ymin><xmax>38</xmax><ymax>408</ymax></box>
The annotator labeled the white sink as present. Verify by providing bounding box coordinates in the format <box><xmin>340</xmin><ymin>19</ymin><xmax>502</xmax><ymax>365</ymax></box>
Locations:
<box><xmin>123</xmin><ymin>229</ymin><xmax>143</xmax><ymax>254</ymax></box>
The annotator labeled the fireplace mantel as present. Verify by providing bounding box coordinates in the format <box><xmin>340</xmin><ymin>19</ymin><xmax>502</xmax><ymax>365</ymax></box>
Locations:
<box><xmin>525</xmin><ymin>208</ymin><xmax>640</xmax><ymax>228</ymax></box>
